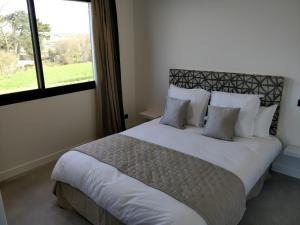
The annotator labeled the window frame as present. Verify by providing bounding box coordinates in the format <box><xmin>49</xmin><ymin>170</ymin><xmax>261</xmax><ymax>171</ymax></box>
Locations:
<box><xmin>0</xmin><ymin>0</ymin><xmax>95</xmax><ymax>106</ymax></box>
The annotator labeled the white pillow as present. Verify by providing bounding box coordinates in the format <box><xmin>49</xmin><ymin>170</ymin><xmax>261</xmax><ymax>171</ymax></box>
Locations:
<box><xmin>254</xmin><ymin>105</ymin><xmax>278</xmax><ymax>138</ymax></box>
<box><xmin>168</xmin><ymin>85</ymin><xmax>210</xmax><ymax>127</ymax></box>
<box><xmin>210</xmin><ymin>91</ymin><xmax>260</xmax><ymax>137</ymax></box>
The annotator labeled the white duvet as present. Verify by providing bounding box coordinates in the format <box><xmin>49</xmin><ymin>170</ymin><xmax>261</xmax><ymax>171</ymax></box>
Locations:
<box><xmin>52</xmin><ymin>119</ymin><xmax>282</xmax><ymax>225</ymax></box>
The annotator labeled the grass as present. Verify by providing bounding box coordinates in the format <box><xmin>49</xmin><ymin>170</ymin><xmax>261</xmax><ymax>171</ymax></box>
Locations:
<box><xmin>0</xmin><ymin>62</ymin><xmax>93</xmax><ymax>94</ymax></box>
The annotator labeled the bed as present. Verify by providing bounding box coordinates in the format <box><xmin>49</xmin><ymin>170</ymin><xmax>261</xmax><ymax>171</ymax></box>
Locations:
<box><xmin>52</xmin><ymin>69</ymin><xmax>285</xmax><ymax>225</ymax></box>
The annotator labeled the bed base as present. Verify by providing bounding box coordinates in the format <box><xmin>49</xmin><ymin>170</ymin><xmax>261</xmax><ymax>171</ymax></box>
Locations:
<box><xmin>54</xmin><ymin>182</ymin><xmax>124</xmax><ymax>225</ymax></box>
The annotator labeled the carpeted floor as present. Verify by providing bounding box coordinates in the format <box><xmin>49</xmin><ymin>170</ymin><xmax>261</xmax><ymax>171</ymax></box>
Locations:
<box><xmin>1</xmin><ymin>162</ymin><xmax>300</xmax><ymax>225</ymax></box>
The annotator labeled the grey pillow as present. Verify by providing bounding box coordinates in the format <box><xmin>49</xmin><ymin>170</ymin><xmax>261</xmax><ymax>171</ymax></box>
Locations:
<box><xmin>203</xmin><ymin>106</ymin><xmax>240</xmax><ymax>141</ymax></box>
<box><xmin>160</xmin><ymin>97</ymin><xmax>190</xmax><ymax>129</ymax></box>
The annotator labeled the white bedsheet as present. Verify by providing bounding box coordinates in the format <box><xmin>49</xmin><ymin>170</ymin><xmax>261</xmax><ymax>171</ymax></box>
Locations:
<box><xmin>52</xmin><ymin>119</ymin><xmax>282</xmax><ymax>225</ymax></box>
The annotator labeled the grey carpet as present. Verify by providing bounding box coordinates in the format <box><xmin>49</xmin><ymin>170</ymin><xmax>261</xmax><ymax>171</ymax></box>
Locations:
<box><xmin>0</xmin><ymin>162</ymin><xmax>300</xmax><ymax>225</ymax></box>
<box><xmin>0</xmin><ymin>163</ymin><xmax>90</xmax><ymax>225</ymax></box>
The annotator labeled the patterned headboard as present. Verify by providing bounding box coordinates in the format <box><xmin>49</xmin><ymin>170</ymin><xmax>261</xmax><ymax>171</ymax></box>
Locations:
<box><xmin>169</xmin><ymin>69</ymin><xmax>285</xmax><ymax>135</ymax></box>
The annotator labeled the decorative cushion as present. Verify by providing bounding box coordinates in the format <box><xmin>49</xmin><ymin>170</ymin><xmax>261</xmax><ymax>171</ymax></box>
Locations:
<box><xmin>210</xmin><ymin>91</ymin><xmax>260</xmax><ymax>138</ymax></box>
<box><xmin>168</xmin><ymin>85</ymin><xmax>210</xmax><ymax>127</ymax></box>
<box><xmin>160</xmin><ymin>96</ymin><xmax>190</xmax><ymax>129</ymax></box>
<box><xmin>203</xmin><ymin>106</ymin><xmax>240</xmax><ymax>141</ymax></box>
<box><xmin>254</xmin><ymin>105</ymin><xmax>278</xmax><ymax>138</ymax></box>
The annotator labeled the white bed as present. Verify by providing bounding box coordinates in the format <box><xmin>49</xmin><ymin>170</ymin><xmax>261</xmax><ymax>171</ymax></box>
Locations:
<box><xmin>52</xmin><ymin>118</ymin><xmax>282</xmax><ymax>225</ymax></box>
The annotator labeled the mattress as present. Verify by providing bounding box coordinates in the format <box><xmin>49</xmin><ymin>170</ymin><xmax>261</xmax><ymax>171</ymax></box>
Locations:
<box><xmin>52</xmin><ymin>119</ymin><xmax>282</xmax><ymax>225</ymax></box>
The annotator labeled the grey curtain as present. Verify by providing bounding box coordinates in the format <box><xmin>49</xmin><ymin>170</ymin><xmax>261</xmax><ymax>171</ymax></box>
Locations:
<box><xmin>91</xmin><ymin>0</ymin><xmax>126</xmax><ymax>137</ymax></box>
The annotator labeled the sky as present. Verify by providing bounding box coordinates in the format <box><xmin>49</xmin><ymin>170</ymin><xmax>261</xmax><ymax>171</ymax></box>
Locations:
<box><xmin>0</xmin><ymin>0</ymin><xmax>91</xmax><ymax>34</ymax></box>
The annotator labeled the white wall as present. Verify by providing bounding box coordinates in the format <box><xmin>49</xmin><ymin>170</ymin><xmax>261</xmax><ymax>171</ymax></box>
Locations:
<box><xmin>0</xmin><ymin>90</ymin><xmax>97</xmax><ymax>181</ymax></box>
<box><xmin>134</xmin><ymin>0</ymin><xmax>300</xmax><ymax>146</ymax></box>
<box><xmin>0</xmin><ymin>0</ymin><xmax>136</xmax><ymax>181</ymax></box>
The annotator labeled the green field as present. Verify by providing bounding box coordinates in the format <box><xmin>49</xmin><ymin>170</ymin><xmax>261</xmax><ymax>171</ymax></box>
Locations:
<box><xmin>0</xmin><ymin>62</ymin><xmax>93</xmax><ymax>94</ymax></box>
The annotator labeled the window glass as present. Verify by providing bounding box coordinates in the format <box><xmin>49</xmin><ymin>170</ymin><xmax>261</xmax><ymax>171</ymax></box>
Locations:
<box><xmin>0</xmin><ymin>0</ymin><xmax>38</xmax><ymax>94</ymax></box>
<box><xmin>34</xmin><ymin>0</ymin><xmax>94</xmax><ymax>88</ymax></box>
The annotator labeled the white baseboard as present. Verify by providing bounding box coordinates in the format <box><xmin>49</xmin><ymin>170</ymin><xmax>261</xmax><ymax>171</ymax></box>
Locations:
<box><xmin>0</xmin><ymin>139</ymin><xmax>95</xmax><ymax>183</ymax></box>
<box><xmin>0</xmin><ymin>150</ymin><xmax>66</xmax><ymax>183</ymax></box>
<box><xmin>272</xmin><ymin>163</ymin><xmax>300</xmax><ymax>179</ymax></box>
<box><xmin>272</xmin><ymin>155</ymin><xmax>300</xmax><ymax>179</ymax></box>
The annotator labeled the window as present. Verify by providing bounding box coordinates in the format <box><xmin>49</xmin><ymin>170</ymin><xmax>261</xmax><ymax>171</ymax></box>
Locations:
<box><xmin>34</xmin><ymin>0</ymin><xmax>94</xmax><ymax>88</ymax></box>
<box><xmin>0</xmin><ymin>0</ymin><xmax>38</xmax><ymax>94</ymax></box>
<box><xmin>0</xmin><ymin>0</ymin><xmax>95</xmax><ymax>105</ymax></box>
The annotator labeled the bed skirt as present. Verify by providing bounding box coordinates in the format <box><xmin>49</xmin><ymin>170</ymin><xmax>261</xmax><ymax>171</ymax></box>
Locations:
<box><xmin>246</xmin><ymin>168</ymin><xmax>270</xmax><ymax>200</ymax></box>
<box><xmin>53</xmin><ymin>168</ymin><xmax>270</xmax><ymax>225</ymax></box>
<box><xmin>54</xmin><ymin>182</ymin><xmax>124</xmax><ymax>225</ymax></box>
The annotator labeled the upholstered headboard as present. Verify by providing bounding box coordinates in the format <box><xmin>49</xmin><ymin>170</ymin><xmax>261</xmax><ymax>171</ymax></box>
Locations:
<box><xmin>169</xmin><ymin>69</ymin><xmax>285</xmax><ymax>135</ymax></box>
